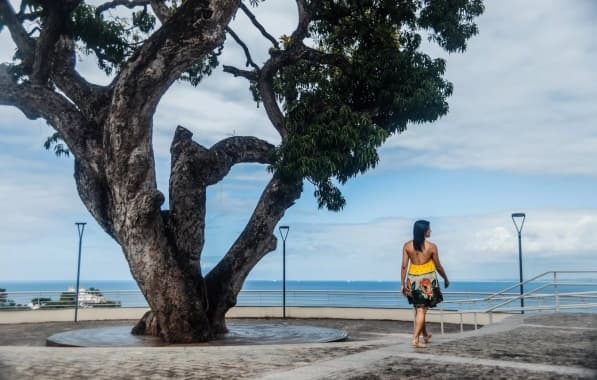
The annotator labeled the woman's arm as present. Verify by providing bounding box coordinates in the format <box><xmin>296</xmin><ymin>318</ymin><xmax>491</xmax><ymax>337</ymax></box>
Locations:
<box><xmin>401</xmin><ymin>243</ymin><xmax>410</xmax><ymax>292</ymax></box>
<box><xmin>431</xmin><ymin>245</ymin><xmax>450</xmax><ymax>288</ymax></box>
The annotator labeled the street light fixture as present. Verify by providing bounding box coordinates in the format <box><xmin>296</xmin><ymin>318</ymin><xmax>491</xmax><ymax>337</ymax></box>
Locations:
<box><xmin>511</xmin><ymin>213</ymin><xmax>526</xmax><ymax>314</ymax></box>
<box><xmin>278</xmin><ymin>225</ymin><xmax>290</xmax><ymax>319</ymax></box>
<box><xmin>74</xmin><ymin>222</ymin><xmax>86</xmax><ymax>322</ymax></box>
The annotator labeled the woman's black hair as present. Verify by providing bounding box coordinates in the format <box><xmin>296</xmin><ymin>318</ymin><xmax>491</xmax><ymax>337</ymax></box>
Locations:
<box><xmin>413</xmin><ymin>220</ymin><xmax>430</xmax><ymax>252</ymax></box>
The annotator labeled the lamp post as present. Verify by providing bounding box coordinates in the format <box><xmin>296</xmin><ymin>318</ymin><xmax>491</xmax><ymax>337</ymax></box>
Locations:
<box><xmin>511</xmin><ymin>213</ymin><xmax>526</xmax><ymax>314</ymax></box>
<box><xmin>74</xmin><ymin>222</ymin><xmax>86</xmax><ymax>322</ymax></box>
<box><xmin>278</xmin><ymin>225</ymin><xmax>290</xmax><ymax>319</ymax></box>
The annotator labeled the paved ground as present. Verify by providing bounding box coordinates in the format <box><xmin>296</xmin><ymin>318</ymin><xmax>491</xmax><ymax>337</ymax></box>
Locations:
<box><xmin>0</xmin><ymin>314</ymin><xmax>595</xmax><ymax>379</ymax></box>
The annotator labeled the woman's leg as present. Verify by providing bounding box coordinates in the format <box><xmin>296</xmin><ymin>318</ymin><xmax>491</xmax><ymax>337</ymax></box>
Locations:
<box><xmin>422</xmin><ymin>308</ymin><xmax>431</xmax><ymax>343</ymax></box>
<box><xmin>413</xmin><ymin>307</ymin><xmax>426</xmax><ymax>347</ymax></box>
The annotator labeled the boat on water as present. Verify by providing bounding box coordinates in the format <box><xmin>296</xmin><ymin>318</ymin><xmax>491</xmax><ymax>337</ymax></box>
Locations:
<box><xmin>28</xmin><ymin>287</ymin><xmax>117</xmax><ymax>309</ymax></box>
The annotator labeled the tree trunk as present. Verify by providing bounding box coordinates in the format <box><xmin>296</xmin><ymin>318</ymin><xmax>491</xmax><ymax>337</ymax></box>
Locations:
<box><xmin>124</xmin><ymin>177</ymin><xmax>301</xmax><ymax>342</ymax></box>
<box><xmin>128</xmin><ymin>243</ymin><xmax>214</xmax><ymax>343</ymax></box>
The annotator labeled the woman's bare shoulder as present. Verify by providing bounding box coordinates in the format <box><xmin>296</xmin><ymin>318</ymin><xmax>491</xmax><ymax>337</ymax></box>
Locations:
<box><xmin>426</xmin><ymin>241</ymin><xmax>438</xmax><ymax>251</ymax></box>
<box><xmin>403</xmin><ymin>240</ymin><xmax>413</xmax><ymax>249</ymax></box>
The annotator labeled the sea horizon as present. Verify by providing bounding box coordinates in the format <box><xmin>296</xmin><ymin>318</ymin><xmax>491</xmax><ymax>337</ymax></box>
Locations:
<box><xmin>2</xmin><ymin>279</ymin><xmax>590</xmax><ymax>311</ymax></box>
<box><xmin>0</xmin><ymin>279</ymin><xmax>555</xmax><ymax>295</ymax></box>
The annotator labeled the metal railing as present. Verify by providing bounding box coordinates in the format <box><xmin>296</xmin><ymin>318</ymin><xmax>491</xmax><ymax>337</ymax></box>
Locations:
<box><xmin>1</xmin><ymin>289</ymin><xmax>503</xmax><ymax>310</ymax></box>
<box><xmin>2</xmin><ymin>271</ymin><xmax>596</xmax><ymax>335</ymax></box>
<box><xmin>437</xmin><ymin>270</ymin><xmax>597</xmax><ymax>334</ymax></box>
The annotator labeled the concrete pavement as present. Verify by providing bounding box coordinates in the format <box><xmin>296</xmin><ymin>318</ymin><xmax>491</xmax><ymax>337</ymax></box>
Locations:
<box><xmin>258</xmin><ymin>313</ymin><xmax>597</xmax><ymax>379</ymax></box>
<box><xmin>0</xmin><ymin>313</ymin><xmax>595</xmax><ymax>379</ymax></box>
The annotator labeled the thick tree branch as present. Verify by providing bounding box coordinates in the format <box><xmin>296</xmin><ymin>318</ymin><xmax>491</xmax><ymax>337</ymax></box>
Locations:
<box><xmin>298</xmin><ymin>44</ymin><xmax>352</xmax><ymax>73</ymax></box>
<box><xmin>95</xmin><ymin>0</ymin><xmax>150</xmax><ymax>16</ymax></box>
<box><xmin>290</xmin><ymin>0</ymin><xmax>310</xmax><ymax>43</ymax></box>
<box><xmin>0</xmin><ymin>64</ymin><xmax>89</xmax><ymax>159</ymax></box>
<box><xmin>205</xmin><ymin>176</ymin><xmax>302</xmax><ymax>325</ymax></box>
<box><xmin>103</xmin><ymin>0</ymin><xmax>241</xmax><ymax>235</ymax></box>
<box><xmin>239</xmin><ymin>2</ymin><xmax>279</xmax><ymax>48</ymax></box>
<box><xmin>222</xmin><ymin>65</ymin><xmax>258</xmax><ymax>80</ymax></box>
<box><xmin>168</xmin><ymin>126</ymin><xmax>210</xmax><ymax>272</ymax></box>
<box><xmin>17</xmin><ymin>11</ymin><xmax>42</xmax><ymax>22</ymax></box>
<box><xmin>207</xmin><ymin>135</ymin><xmax>274</xmax><ymax>184</ymax></box>
<box><xmin>149</xmin><ymin>0</ymin><xmax>170</xmax><ymax>24</ymax></box>
<box><xmin>258</xmin><ymin>57</ymin><xmax>287</xmax><ymax>139</ymax></box>
<box><xmin>0</xmin><ymin>0</ymin><xmax>35</xmax><ymax>65</ymax></box>
<box><xmin>108</xmin><ymin>0</ymin><xmax>241</xmax><ymax>134</ymax></box>
<box><xmin>226</xmin><ymin>0</ymin><xmax>347</xmax><ymax>143</ymax></box>
<box><xmin>171</xmin><ymin>126</ymin><xmax>274</xmax><ymax>193</ymax></box>
<box><xmin>74</xmin><ymin>159</ymin><xmax>117</xmax><ymax>241</ymax></box>
<box><xmin>31</xmin><ymin>1</ymin><xmax>81</xmax><ymax>84</ymax></box>
<box><xmin>249</xmin><ymin>2</ymin><xmax>352</xmax><ymax>141</ymax></box>
<box><xmin>246</xmin><ymin>0</ymin><xmax>314</xmax><ymax>141</ymax></box>
<box><xmin>225</xmin><ymin>27</ymin><xmax>259</xmax><ymax>70</ymax></box>
<box><xmin>168</xmin><ymin>126</ymin><xmax>274</xmax><ymax>269</ymax></box>
<box><xmin>51</xmin><ymin>35</ymin><xmax>112</xmax><ymax>121</ymax></box>
<box><xmin>224</xmin><ymin>1</ymin><xmax>346</xmax><ymax>143</ymax></box>
<box><xmin>2</xmin><ymin>2</ymin><xmax>111</xmax><ymax>130</ymax></box>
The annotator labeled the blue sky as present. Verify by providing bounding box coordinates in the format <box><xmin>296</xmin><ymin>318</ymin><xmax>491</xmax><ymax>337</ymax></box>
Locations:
<box><xmin>1</xmin><ymin>0</ymin><xmax>596</xmax><ymax>282</ymax></box>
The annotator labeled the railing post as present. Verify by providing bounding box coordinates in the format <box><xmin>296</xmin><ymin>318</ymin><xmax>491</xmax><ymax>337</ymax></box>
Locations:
<box><xmin>460</xmin><ymin>312</ymin><xmax>463</xmax><ymax>333</ymax></box>
<box><xmin>440</xmin><ymin>302</ymin><xmax>445</xmax><ymax>335</ymax></box>
<box><xmin>554</xmin><ymin>272</ymin><xmax>560</xmax><ymax>312</ymax></box>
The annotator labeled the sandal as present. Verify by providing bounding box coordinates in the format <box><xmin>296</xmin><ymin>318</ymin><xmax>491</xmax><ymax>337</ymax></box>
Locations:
<box><xmin>412</xmin><ymin>339</ymin><xmax>427</xmax><ymax>348</ymax></box>
<box><xmin>423</xmin><ymin>333</ymin><xmax>432</xmax><ymax>344</ymax></box>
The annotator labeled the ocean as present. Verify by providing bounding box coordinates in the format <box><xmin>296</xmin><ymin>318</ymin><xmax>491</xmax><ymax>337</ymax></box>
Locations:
<box><xmin>2</xmin><ymin>280</ymin><xmax>593</xmax><ymax>312</ymax></box>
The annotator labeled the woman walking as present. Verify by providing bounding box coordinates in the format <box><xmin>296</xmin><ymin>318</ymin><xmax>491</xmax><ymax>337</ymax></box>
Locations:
<box><xmin>401</xmin><ymin>220</ymin><xmax>449</xmax><ymax>348</ymax></box>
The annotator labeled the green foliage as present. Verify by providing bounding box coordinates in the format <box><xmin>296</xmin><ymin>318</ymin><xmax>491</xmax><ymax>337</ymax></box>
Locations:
<box><xmin>179</xmin><ymin>45</ymin><xmax>223</xmax><ymax>87</ymax></box>
<box><xmin>419</xmin><ymin>0</ymin><xmax>485</xmax><ymax>53</ymax></box>
<box><xmin>13</xmin><ymin>2</ymin><xmax>157</xmax><ymax>76</ymax></box>
<box><xmin>70</xmin><ymin>4</ymin><xmax>136</xmax><ymax>75</ymax></box>
<box><xmin>132</xmin><ymin>8</ymin><xmax>156</xmax><ymax>34</ymax></box>
<box><xmin>43</xmin><ymin>131</ymin><xmax>70</xmax><ymax>158</ymax></box>
<box><xmin>66</xmin><ymin>2</ymin><xmax>215</xmax><ymax>83</ymax></box>
<box><xmin>268</xmin><ymin>0</ymin><xmax>483</xmax><ymax>210</ymax></box>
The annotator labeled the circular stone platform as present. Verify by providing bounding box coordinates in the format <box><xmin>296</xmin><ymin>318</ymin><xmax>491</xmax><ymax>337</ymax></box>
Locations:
<box><xmin>46</xmin><ymin>322</ymin><xmax>348</xmax><ymax>347</ymax></box>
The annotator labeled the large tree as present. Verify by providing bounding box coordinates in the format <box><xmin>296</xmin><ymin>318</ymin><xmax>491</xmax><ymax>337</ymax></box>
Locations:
<box><xmin>0</xmin><ymin>0</ymin><xmax>484</xmax><ymax>343</ymax></box>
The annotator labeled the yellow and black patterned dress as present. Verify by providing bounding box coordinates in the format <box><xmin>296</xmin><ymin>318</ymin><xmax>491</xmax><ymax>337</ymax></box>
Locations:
<box><xmin>405</xmin><ymin>260</ymin><xmax>443</xmax><ymax>308</ymax></box>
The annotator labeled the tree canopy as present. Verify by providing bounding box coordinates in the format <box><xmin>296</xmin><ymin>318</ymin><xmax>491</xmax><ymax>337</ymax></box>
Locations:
<box><xmin>1</xmin><ymin>0</ymin><xmax>483</xmax><ymax>210</ymax></box>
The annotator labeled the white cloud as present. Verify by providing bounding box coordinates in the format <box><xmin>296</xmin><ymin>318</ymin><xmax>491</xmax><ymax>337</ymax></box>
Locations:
<box><xmin>272</xmin><ymin>210</ymin><xmax>597</xmax><ymax>281</ymax></box>
<box><xmin>382</xmin><ymin>0</ymin><xmax>597</xmax><ymax>176</ymax></box>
